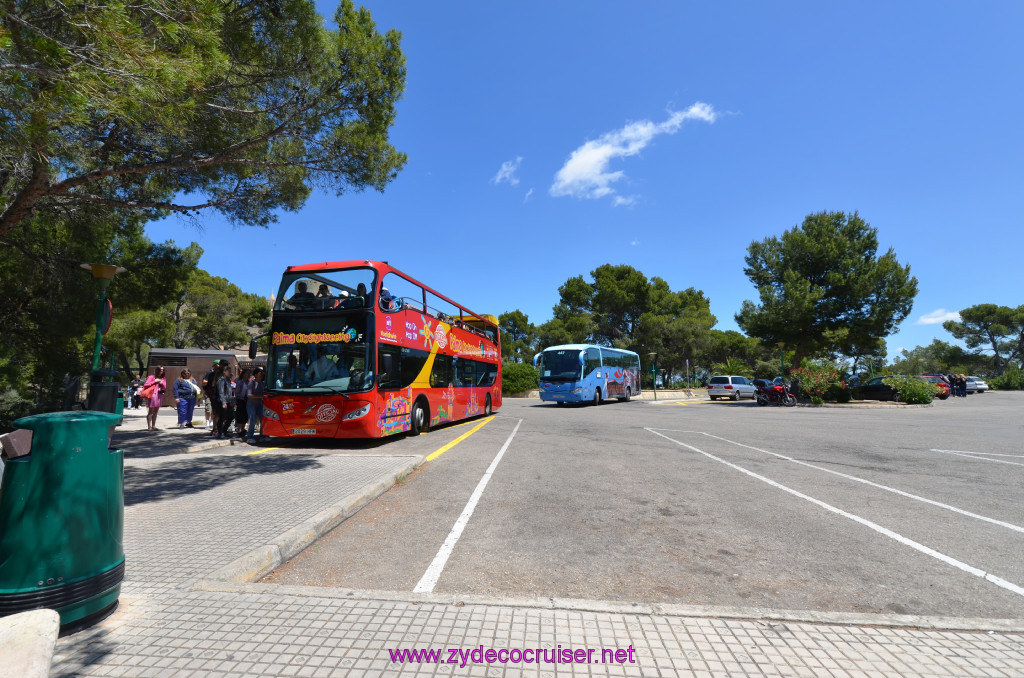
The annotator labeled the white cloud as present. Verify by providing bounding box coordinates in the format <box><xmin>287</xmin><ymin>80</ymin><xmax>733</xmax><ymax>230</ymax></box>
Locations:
<box><xmin>523</xmin><ymin>187</ymin><xmax>534</xmax><ymax>202</ymax></box>
<box><xmin>491</xmin><ymin>157</ymin><xmax>523</xmax><ymax>186</ymax></box>
<box><xmin>916</xmin><ymin>309</ymin><xmax>961</xmax><ymax>325</ymax></box>
<box><xmin>630</xmin><ymin>239</ymin><xmax>640</xmax><ymax>246</ymax></box>
<box><xmin>549</xmin><ymin>102</ymin><xmax>717</xmax><ymax>203</ymax></box>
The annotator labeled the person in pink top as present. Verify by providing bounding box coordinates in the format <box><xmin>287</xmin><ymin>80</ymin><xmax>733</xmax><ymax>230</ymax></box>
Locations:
<box><xmin>143</xmin><ymin>366</ymin><xmax>168</xmax><ymax>431</ymax></box>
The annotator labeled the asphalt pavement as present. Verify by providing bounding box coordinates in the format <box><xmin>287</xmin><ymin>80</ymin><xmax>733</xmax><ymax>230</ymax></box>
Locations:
<box><xmin>39</xmin><ymin>393</ymin><xmax>1024</xmax><ymax>676</ymax></box>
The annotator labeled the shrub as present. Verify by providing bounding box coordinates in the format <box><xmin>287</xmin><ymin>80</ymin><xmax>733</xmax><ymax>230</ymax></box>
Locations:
<box><xmin>502</xmin><ymin>363</ymin><xmax>539</xmax><ymax>394</ymax></box>
<box><xmin>827</xmin><ymin>383</ymin><xmax>852</xmax><ymax>403</ymax></box>
<box><xmin>790</xmin><ymin>363</ymin><xmax>841</xmax><ymax>401</ymax></box>
<box><xmin>990</xmin><ymin>366</ymin><xmax>1024</xmax><ymax>390</ymax></box>
<box><xmin>882</xmin><ymin>375</ymin><xmax>935</xmax><ymax>404</ymax></box>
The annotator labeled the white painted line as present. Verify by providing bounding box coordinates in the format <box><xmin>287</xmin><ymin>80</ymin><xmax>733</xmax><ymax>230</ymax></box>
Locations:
<box><xmin>931</xmin><ymin>449</ymin><xmax>1024</xmax><ymax>467</ymax></box>
<box><xmin>645</xmin><ymin>428</ymin><xmax>1024</xmax><ymax>599</ymax></box>
<box><xmin>690</xmin><ymin>432</ymin><xmax>1024</xmax><ymax>535</ymax></box>
<box><xmin>413</xmin><ymin>419</ymin><xmax>523</xmax><ymax>593</ymax></box>
<box><xmin>929</xmin><ymin>450</ymin><xmax>1024</xmax><ymax>459</ymax></box>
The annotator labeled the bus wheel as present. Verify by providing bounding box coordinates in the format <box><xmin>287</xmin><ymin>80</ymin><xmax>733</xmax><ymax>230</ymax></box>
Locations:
<box><xmin>593</xmin><ymin>388</ymin><xmax>601</xmax><ymax>406</ymax></box>
<box><xmin>410</xmin><ymin>398</ymin><xmax>429</xmax><ymax>435</ymax></box>
<box><xmin>484</xmin><ymin>393</ymin><xmax>492</xmax><ymax>416</ymax></box>
<box><xmin>619</xmin><ymin>387</ymin><xmax>631</xmax><ymax>402</ymax></box>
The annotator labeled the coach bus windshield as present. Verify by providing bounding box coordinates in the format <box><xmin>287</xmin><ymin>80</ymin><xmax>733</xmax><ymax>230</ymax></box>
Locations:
<box><xmin>268</xmin><ymin>313</ymin><xmax>373</xmax><ymax>393</ymax></box>
<box><xmin>537</xmin><ymin>348</ymin><xmax>582</xmax><ymax>382</ymax></box>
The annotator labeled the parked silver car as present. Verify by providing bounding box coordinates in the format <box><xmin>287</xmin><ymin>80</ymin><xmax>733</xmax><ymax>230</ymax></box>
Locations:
<box><xmin>707</xmin><ymin>375</ymin><xmax>757</xmax><ymax>401</ymax></box>
<box><xmin>967</xmin><ymin>376</ymin><xmax>989</xmax><ymax>393</ymax></box>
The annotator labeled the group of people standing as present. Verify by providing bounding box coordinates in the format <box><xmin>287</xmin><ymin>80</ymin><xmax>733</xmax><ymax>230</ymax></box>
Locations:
<box><xmin>201</xmin><ymin>360</ymin><xmax>266</xmax><ymax>444</ymax></box>
<box><xmin>941</xmin><ymin>373</ymin><xmax>971</xmax><ymax>397</ymax></box>
<box><xmin>125</xmin><ymin>360</ymin><xmax>267</xmax><ymax>443</ymax></box>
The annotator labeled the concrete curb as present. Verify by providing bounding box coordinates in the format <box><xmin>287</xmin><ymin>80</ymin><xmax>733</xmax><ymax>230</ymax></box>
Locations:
<box><xmin>199</xmin><ymin>455</ymin><xmax>424</xmax><ymax>584</ymax></box>
<box><xmin>0</xmin><ymin>609</ymin><xmax>60</xmax><ymax>678</ymax></box>
<box><xmin>189</xmin><ymin>582</ymin><xmax>1024</xmax><ymax>633</ymax></box>
<box><xmin>797</xmin><ymin>401</ymin><xmax>934</xmax><ymax>408</ymax></box>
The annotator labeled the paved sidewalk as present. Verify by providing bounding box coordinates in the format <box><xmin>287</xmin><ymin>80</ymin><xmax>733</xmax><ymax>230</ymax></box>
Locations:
<box><xmin>45</xmin><ymin>411</ymin><xmax>1024</xmax><ymax>677</ymax></box>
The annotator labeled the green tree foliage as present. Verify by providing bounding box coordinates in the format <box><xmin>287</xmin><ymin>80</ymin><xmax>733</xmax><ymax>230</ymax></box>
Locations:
<box><xmin>888</xmin><ymin>339</ymin><xmax>987</xmax><ymax>376</ymax></box>
<box><xmin>736</xmin><ymin>211</ymin><xmax>918</xmax><ymax>370</ymax></box>
<box><xmin>710</xmin><ymin>357</ymin><xmax>753</xmax><ymax>378</ymax></box>
<box><xmin>498</xmin><ymin>310</ymin><xmax>538</xmax><ymax>364</ymax></box>
<box><xmin>705</xmin><ymin>329</ymin><xmax>775</xmax><ymax>376</ymax></box>
<box><xmin>0</xmin><ymin>207</ymin><xmax>198</xmax><ymax>421</ymax></box>
<box><xmin>942</xmin><ymin>304</ymin><xmax>1024</xmax><ymax>375</ymax></box>
<box><xmin>541</xmin><ymin>264</ymin><xmax>716</xmax><ymax>383</ymax></box>
<box><xmin>0</xmin><ymin>0</ymin><xmax>407</xmax><ymax>236</ymax></box>
<box><xmin>105</xmin><ymin>262</ymin><xmax>272</xmax><ymax>373</ymax></box>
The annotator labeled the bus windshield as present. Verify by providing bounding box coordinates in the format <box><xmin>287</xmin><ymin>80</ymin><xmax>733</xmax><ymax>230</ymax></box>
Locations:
<box><xmin>275</xmin><ymin>268</ymin><xmax>377</xmax><ymax>312</ymax></box>
<box><xmin>538</xmin><ymin>349</ymin><xmax>582</xmax><ymax>382</ymax></box>
<box><xmin>268</xmin><ymin>312</ymin><xmax>374</xmax><ymax>393</ymax></box>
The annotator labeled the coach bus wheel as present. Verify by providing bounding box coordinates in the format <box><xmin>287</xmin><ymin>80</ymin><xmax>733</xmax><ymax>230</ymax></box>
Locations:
<box><xmin>593</xmin><ymin>388</ymin><xmax>601</xmax><ymax>406</ymax></box>
<box><xmin>619</xmin><ymin>387</ymin><xmax>631</xmax><ymax>402</ymax></box>
<box><xmin>410</xmin><ymin>398</ymin><xmax>429</xmax><ymax>435</ymax></box>
<box><xmin>484</xmin><ymin>393</ymin><xmax>492</xmax><ymax>416</ymax></box>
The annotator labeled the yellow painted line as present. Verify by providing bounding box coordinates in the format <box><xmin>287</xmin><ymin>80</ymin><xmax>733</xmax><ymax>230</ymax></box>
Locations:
<box><xmin>245</xmin><ymin>446</ymin><xmax>280</xmax><ymax>455</ymax></box>
<box><xmin>425</xmin><ymin>416</ymin><xmax>495</xmax><ymax>462</ymax></box>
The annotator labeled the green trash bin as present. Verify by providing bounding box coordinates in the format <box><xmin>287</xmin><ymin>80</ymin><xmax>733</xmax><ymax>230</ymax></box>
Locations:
<box><xmin>0</xmin><ymin>411</ymin><xmax>125</xmax><ymax>627</ymax></box>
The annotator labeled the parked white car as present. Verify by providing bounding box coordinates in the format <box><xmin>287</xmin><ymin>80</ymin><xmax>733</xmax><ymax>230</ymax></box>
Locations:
<box><xmin>707</xmin><ymin>375</ymin><xmax>757</xmax><ymax>401</ymax></box>
<box><xmin>967</xmin><ymin>376</ymin><xmax>989</xmax><ymax>393</ymax></box>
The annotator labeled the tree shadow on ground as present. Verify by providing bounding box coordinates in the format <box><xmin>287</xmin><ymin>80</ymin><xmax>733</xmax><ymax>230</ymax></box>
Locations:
<box><xmin>124</xmin><ymin>454</ymin><xmax>322</xmax><ymax>506</ymax></box>
<box><xmin>113</xmin><ymin>429</ymin><xmax>228</xmax><ymax>459</ymax></box>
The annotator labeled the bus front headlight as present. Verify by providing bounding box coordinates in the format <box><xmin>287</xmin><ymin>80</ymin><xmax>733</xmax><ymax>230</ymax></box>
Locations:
<box><xmin>343</xmin><ymin>404</ymin><xmax>371</xmax><ymax>421</ymax></box>
<box><xmin>571</xmin><ymin>387</ymin><xmax>582</xmax><ymax>394</ymax></box>
<box><xmin>263</xmin><ymin>407</ymin><xmax>280</xmax><ymax>421</ymax></box>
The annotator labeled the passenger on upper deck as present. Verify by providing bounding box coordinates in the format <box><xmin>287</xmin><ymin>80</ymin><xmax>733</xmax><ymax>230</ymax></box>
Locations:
<box><xmin>288</xmin><ymin>281</ymin><xmax>315</xmax><ymax>308</ymax></box>
<box><xmin>315</xmin><ymin>283</ymin><xmax>333</xmax><ymax>310</ymax></box>
<box><xmin>379</xmin><ymin>287</ymin><xmax>402</xmax><ymax>312</ymax></box>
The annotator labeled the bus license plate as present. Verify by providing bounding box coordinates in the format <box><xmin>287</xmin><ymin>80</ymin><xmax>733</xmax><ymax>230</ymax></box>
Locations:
<box><xmin>292</xmin><ymin>428</ymin><xmax>316</xmax><ymax>435</ymax></box>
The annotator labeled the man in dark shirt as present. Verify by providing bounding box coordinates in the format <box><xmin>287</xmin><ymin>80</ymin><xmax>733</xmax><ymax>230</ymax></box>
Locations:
<box><xmin>202</xmin><ymin>360</ymin><xmax>222</xmax><ymax>431</ymax></box>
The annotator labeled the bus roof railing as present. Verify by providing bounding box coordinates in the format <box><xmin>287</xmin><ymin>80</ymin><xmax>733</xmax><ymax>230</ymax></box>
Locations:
<box><xmin>283</xmin><ymin>260</ymin><xmax>498</xmax><ymax>332</ymax></box>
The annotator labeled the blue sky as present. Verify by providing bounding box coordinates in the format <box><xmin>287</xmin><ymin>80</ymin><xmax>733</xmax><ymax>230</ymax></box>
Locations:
<box><xmin>145</xmin><ymin>2</ymin><xmax>1024</xmax><ymax>360</ymax></box>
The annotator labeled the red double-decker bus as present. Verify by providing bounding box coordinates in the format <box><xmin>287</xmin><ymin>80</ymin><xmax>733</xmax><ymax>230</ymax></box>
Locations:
<box><xmin>258</xmin><ymin>261</ymin><xmax>501</xmax><ymax>439</ymax></box>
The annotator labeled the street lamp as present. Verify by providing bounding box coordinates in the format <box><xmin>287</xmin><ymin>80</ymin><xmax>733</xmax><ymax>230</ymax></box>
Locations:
<box><xmin>81</xmin><ymin>263</ymin><xmax>127</xmax><ymax>372</ymax></box>
<box><xmin>777</xmin><ymin>342</ymin><xmax>786</xmax><ymax>381</ymax></box>
<box><xmin>647</xmin><ymin>352</ymin><xmax>658</xmax><ymax>401</ymax></box>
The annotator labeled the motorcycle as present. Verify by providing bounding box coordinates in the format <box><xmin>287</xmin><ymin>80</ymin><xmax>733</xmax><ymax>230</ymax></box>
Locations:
<box><xmin>756</xmin><ymin>381</ymin><xmax>796</xmax><ymax>407</ymax></box>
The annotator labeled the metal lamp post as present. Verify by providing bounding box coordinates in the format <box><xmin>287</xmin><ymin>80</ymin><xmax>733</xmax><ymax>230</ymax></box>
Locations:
<box><xmin>81</xmin><ymin>263</ymin><xmax>126</xmax><ymax>371</ymax></box>
<box><xmin>648</xmin><ymin>352</ymin><xmax>658</xmax><ymax>401</ymax></box>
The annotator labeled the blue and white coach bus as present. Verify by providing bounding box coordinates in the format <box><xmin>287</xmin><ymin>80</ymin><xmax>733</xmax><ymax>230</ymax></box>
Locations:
<box><xmin>533</xmin><ymin>344</ymin><xmax>642</xmax><ymax>405</ymax></box>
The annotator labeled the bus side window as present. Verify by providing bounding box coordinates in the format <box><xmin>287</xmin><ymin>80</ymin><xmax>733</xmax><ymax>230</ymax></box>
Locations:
<box><xmin>430</xmin><ymin>355</ymin><xmax>454</xmax><ymax>388</ymax></box>
<box><xmin>585</xmin><ymin>348</ymin><xmax>601</xmax><ymax>375</ymax></box>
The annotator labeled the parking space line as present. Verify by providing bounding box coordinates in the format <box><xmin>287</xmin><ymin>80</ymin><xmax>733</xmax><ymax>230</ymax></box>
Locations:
<box><xmin>931</xmin><ymin>449</ymin><xmax>1024</xmax><ymax>467</ymax></box>
<box><xmin>685</xmin><ymin>432</ymin><xmax>1024</xmax><ymax>535</ymax></box>
<box><xmin>646</xmin><ymin>427</ymin><xmax>1024</xmax><ymax>599</ymax></box>
<box><xmin>425</xmin><ymin>416</ymin><xmax>495</xmax><ymax>462</ymax></box>
<box><xmin>414</xmin><ymin>419</ymin><xmax>523</xmax><ymax>593</ymax></box>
